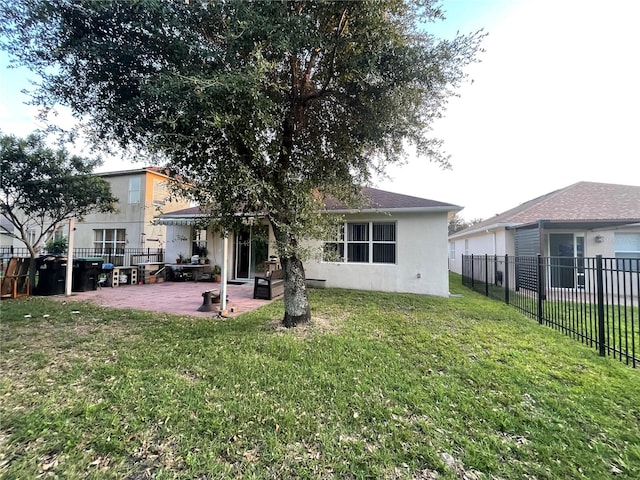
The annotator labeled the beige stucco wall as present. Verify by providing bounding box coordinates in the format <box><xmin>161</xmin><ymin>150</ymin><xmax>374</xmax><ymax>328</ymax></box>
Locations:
<box><xmin>74</xmin><ymin>170</ymin><xmax>191</xmax><ymax>250</ymax></box>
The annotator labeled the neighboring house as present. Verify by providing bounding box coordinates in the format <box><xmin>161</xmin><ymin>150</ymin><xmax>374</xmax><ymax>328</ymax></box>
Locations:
<box><xmin>448</xmin><ymin>182</ymin><xmax>640</xmax><ymax>284</ymax></box>
<box><xmin>156</xmin><ymin>187</ymin><xmax>462</xmax><ymax>297</ymax></box>
<box><xmin>71</xmin><ymin>168</ymin><xmax>192</xmax><ymax>263</ymax></box>
<box><xmin>2</xmin><ymin>167</ymin><xmax>192</xmax><ymax>263</ymax></box>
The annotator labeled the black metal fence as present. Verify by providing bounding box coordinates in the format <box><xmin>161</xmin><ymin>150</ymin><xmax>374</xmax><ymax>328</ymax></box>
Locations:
<box><xmin>462</xmin><ymin>254</ymin><xmax>640</xmax><ymax>368</ymax></box>
<box><xmin>0</xmin><ymin>246</ymin><xmax>164</xmax><ymax>267</ymax></box>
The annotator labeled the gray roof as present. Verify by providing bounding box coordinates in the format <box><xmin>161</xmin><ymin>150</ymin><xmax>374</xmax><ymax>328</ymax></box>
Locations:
<box><xmin>454</xmin><ymin>181</ymin><xmax>640</xmax><ymax>235</ymax></box>
<box><xmin>325</xmin><ymin>187</ymin><xmax>461</xmax><ymax>212</ymax></box>
<box><xmin>160</xmin><ymin>187</ymin><xmax>461</xmax><ymax>219</ymax></box>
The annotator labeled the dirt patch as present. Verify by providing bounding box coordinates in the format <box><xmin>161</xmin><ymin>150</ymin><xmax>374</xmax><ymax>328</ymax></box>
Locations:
<box><xmin>269</xmin><ymin>312</ymin><xmax>345</xmax><ymax>337</ymax></box>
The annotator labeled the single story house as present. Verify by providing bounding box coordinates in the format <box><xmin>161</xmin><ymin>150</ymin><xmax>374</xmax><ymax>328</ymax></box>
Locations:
<box><xmin>448</xmin><ymin>181</ymin><xmax>640</xmax><ymax>285</ymax></box>
<box><xmin>155</xmin><ymin>187</ymin><xmax>462</xmax><ymax>297</ymax></box>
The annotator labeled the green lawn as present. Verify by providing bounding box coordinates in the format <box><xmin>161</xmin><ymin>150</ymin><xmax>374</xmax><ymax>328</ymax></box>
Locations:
<box><xmin>1</xmin><ymin>274</ymin><xmax>638</xmax><ymax>479</ymax></box>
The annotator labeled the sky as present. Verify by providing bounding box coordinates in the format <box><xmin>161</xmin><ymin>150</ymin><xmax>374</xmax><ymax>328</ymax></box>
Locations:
<box><xmin>1</xmin><ymin>0</ymin><xmax>639</xmax><ymax>221</ymax></box>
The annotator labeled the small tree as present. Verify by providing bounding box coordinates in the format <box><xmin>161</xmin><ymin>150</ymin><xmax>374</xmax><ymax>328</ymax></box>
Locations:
<box><xmin>1</xmin><ymin>0</ymin><xmax>483</xmax><ymax>325</ymax></box>
<box><xmin>0</xmin><ymin>132</ymin><xmax>117</xmax><ymax>273</ymax></box>
<box><xmin>448</xmin><ymin>214</ymin><xmax>484</xmax><ymax>235</ymax></box>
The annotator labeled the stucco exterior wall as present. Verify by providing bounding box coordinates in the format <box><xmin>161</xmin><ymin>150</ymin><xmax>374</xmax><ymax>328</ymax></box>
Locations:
<box><xmin>74</xmin><ymin>170</ymin><xmax>191</xmax><ymax>250</ymax></box>
<box><xmin>304</xmin><ymin>211</ymin><xmax>451</xmax><ymax>297</ymax></box>
<box><xmin>448</xmin><ymin>228</ymin><xmax>508</xmax><ymax>274</ymax></box>
<box><xmin>163</xmin><ymin>210</ymin><xmax>455</xmax><ymax>296</ymax></box>
<box><xmin>449</xmin><ymin>226</ymin><xmax>640</xmax><ymax>276</ymax></box>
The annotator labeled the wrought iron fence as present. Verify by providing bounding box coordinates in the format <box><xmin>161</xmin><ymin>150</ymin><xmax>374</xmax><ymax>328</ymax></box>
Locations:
<box><xmin>462</xmin><ymin>254</ymin><xmax>639</xmax><ymax>368</ymax></box>
<box><xmin>0</xmin><ymin>246</ymin><xmax>164</xmax><ymax>267</ymax></box>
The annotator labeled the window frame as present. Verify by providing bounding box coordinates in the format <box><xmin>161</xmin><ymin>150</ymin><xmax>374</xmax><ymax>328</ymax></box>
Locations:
<box><xmin>128</xmin><ymin>176</ymin><xmax>141</xmax><ymax>204</ymax></box>
<box><xmin>323</xmin><ymin>221</ymin><xmax>396</xmax><ymax>265</ymax></box>
<box><xmin>93</xmin><ymin>229</ymin><xmax>126</xmax><ymax>252</ymax></box>
<box><xmin>615</xmin><ymin>232</ymin><xmax>640</xmax><ymax>272</ymax></box>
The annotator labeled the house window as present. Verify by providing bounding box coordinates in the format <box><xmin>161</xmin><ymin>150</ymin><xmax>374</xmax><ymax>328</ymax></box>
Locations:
<box><xmin>323</xmin><ymin>224</ymin><xmax>345</xmax><ymax>262</ymax></box>
<box><xmin>28</xmin><ymin>229</ymin><xmax>36</xmax><ymax>246</ymax></box>
<box><xmin>615</xmin><ymin>233</ymin><xmax>640</xmax><ymax>272</ymax></box>
<box><xmin>324</xmin><ymin>222</ymin><xmax>396</xmax><ymax>264</ymax></box>
<box><xmin>372</xmin><ymin>222</ymin><xmax>396</xmax><ymax>263</ymax></box>
<box><xmin>94</xmin><ymin>229</ymin><xmax>126</xmax><ymax>252</ymax></box>
<box><xmin>52</xmin><ymin>227</ymin><xmax>65</xmax><ymax>241</ymax></box>
<box><xmin>128</xmin><ymin>177</ymin><xmax>141</xmax><ymax>204</ymax></box>
<box><xmin>347</xmin><ymin>222</ymin><xmax>369</xmax><ymax>262</ymax></box>
<box><xmin>450</xmin><ymin>242</ymin><xmax>456</xmax><ymax>260</ymax></box>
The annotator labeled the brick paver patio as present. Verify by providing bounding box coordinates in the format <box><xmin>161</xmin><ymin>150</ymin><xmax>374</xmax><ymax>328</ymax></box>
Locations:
<box><xmin>56</xmin><ymin>280</ymin><xmax>276</xmax><ymax>318</ymax></box>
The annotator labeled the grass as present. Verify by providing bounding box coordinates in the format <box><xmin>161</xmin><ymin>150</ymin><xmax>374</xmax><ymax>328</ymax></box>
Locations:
<box><xmin>1</xmin><ymin>274</ymin><xmax>639</xmax><ymax>479</ymax></box>
<box><xmin>468</xmin><ymin>279</ymin><xmax>640</xmax><ymax>366</ymax></box>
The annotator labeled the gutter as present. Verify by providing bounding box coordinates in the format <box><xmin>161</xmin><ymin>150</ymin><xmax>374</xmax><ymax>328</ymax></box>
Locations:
<box><xmin>448</xmin><ymin>222</ymin><xmax>519</xmax><ymax>240</ymax></box>
<box><xmin>590</xmin><ymin>222</ymin><xmax>640</xmax><ymax>232</ymax></box>
<box><xmin>157</xmin><ymin>206</ymin><xmax>460</xmax><ymax>225</ymax></box>
<box><xmin>324</xmin><ymin>205</ymin><xmax>462</xmax><ymax>215</ymax></box>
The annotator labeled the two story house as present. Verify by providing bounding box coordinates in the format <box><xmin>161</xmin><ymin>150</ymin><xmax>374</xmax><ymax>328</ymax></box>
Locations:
<box><xmin>72</xmin><ymin>168</ymin><xmax>192</xmax><ymax>265</ymax></box>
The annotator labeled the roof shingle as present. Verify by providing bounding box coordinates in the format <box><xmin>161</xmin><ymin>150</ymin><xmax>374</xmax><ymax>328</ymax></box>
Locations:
<box><xmin>462</xmin><ymin>181</ymin><xmax>640</xmax><ymax>231</ymax></box>
<box><xmin>162</xmin><ymin>187</ymin><xmax>460</xmax><ymax>217</ymax></box>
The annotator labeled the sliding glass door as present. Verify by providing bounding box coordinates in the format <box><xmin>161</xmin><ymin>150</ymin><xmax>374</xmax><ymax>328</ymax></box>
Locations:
<box><xmin>234</xmin><ymin>225</ymin><xmax>269</xmax><ymax>279</ymax></box>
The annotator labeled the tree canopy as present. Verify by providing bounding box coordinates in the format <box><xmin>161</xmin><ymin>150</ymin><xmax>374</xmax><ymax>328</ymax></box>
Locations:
<box><xmin>0</xmin><ymin>131</ymin><xmax>117</xmax><ymax>258</ymax></box>
<box><xmin>1</xmin><ymin>0</ymin><xmax>483</xmax><ymax>325</ymax></box>
<box><xmin>448</xmin><ymin>214</ymin><xmax>484</xmax><ymax>236</ymax></box>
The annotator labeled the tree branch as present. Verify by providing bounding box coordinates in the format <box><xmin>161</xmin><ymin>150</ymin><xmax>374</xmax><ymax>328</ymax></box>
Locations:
<box><xmin>298</xmin><ymin>8</ymin><xmax>348</xmax><ymax>103</ymax></box>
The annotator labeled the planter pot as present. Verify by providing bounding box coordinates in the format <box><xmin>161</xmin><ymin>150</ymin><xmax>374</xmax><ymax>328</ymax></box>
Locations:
<box><xmin>306</xmin><ymin>278</ymin><xmax>326</xmax><ymax>289</ymax></box>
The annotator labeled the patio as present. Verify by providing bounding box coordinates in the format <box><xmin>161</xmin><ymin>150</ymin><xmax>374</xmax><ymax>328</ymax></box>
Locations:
<box><xmin>54</xmin><ymin>280</ymin><xmax>277</xmax><ymax>318</ymax></box>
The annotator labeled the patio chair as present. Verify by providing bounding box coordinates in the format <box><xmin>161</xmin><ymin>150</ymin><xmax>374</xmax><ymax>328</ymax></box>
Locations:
<box><xmin>1</xmin><ymin>257</ymin><xmax>30</xmax><ymax>299</ymax></box>
<box><xmin>253</xmin><ymin>268</ymin><xmax>284</xmax><ymax>300</ymax></box>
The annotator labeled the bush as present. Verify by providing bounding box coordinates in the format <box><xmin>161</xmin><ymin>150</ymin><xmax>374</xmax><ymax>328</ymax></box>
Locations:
<box><xmin>44</xmin><ymin>236</ymin><xmax>68</xmax><ymax>254</ymax></box>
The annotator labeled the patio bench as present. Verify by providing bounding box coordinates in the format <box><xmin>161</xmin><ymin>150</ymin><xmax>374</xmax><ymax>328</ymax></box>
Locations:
<box><xmin>253</xmin><ymin>268</ymin><xmax>284</xmax><ymax>300</ymax></box>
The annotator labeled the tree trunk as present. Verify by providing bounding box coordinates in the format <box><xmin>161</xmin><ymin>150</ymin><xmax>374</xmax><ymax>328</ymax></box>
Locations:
<box><xmin>28</xmin><ymin>250</ymin><xmax>38</xmax><ymax>294</ymax></box>
<box><xmin>281</xmin><ymin>255</ymin><xmax>311</xmax><ymax>328</ymax></box>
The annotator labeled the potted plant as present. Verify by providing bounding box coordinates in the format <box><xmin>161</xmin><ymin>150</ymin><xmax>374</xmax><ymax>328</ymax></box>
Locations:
<box><xmin>176</xmin><ymin>253</ymin><xmax>185</xmax><ymax>264</ymax></box>
<box><xmin>212</xmin><ymin>264</ymin><xmax>221</xmax><ymax>282</ymax></box>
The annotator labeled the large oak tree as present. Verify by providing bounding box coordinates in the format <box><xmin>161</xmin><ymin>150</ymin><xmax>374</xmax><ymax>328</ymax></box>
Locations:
<box><xmin>1</xmin><ymin>0</ymin><xmax>482</xmax><ymax>326</ymax></box>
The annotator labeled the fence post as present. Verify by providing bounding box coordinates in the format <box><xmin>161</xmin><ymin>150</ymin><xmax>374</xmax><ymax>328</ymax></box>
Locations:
<box><xmin>596</xmin><ymin>255</ymin><xmax>606</xmax><ymax>357</ymax></box>
<box><xmin>505</xmin><ymin>254</ymin><xmax>510</xmax><ymax>305</ymax></box>
<box><xmin>537</xmin><ymin>254</ymin><xmax>544</xmax><ymax>324</ymax></box>
<box><xmin>485</xmin><ymin>254</ymin><xmax>489</xmax><ymax>297</ymax></box>
<box><xmin>471</xmin><ymin>254</ymin><xmax>475</xmax><ymax>290</ymax></box>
